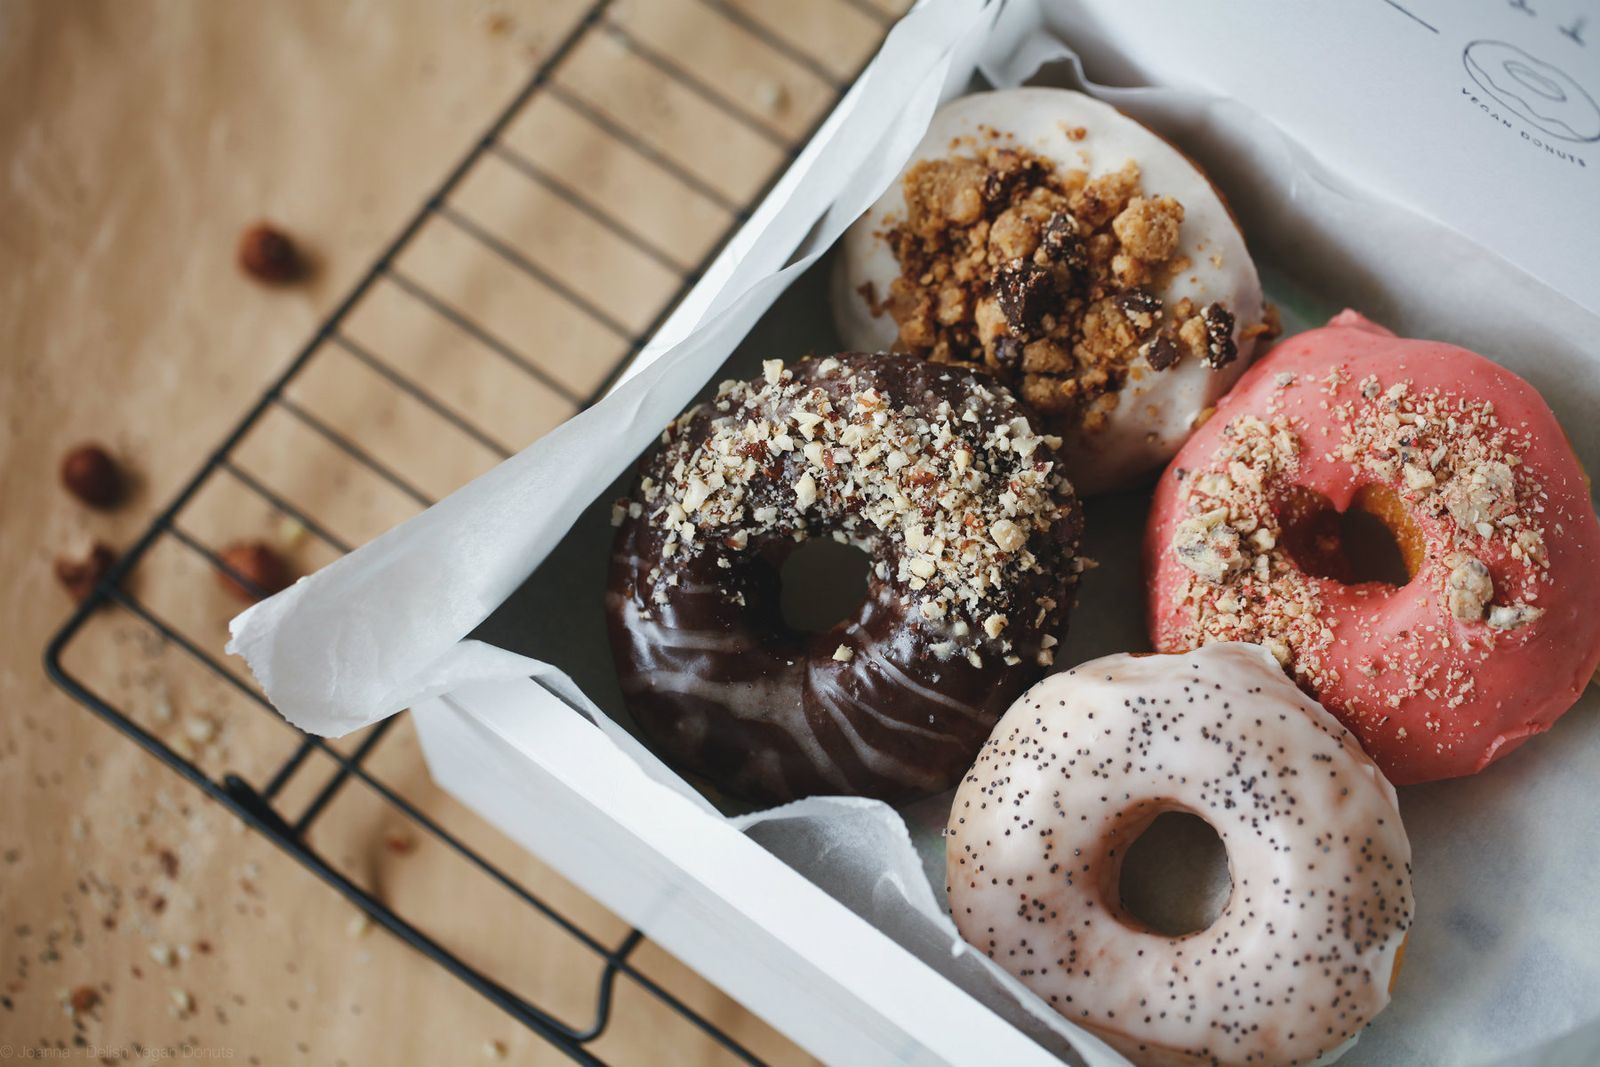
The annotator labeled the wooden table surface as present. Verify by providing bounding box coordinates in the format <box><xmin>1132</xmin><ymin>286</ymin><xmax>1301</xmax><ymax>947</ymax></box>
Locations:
<box><xmin>0</xmin><ymin>2</ymin><xmax>901</xmax><ymax>1062</ymax></box>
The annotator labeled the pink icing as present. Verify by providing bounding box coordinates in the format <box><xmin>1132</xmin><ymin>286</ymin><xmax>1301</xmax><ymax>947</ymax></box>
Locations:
<box><xmin>1144</xmin><ymin>312</ymin><xmax>1600</xmax><ymax>784</ymax></box>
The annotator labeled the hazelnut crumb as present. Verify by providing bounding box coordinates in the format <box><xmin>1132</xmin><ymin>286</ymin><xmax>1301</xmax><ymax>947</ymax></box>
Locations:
<box><xmin>238</xmin><ymin>222</ymin><xmax>304</xmax><ymax>284</ymax></box>
<box><xmin>215</xmin><ymin>540</ymin><xmax>293</xmax><ymax>601</ymax></box>
<box><xmin>55</xmin><ymin>542</ymin><xmax>117</xmax><ymax>604</ymax></box>
<box><xmin>383</xmin><ymin>829</ymin><xmax>417</xmax><ymax>855</ymax></box>
<box><xmin>60</xmin><ymin>443</ymin><xmax>125</xmax><ymax>508</ymax></box>
<box><xmin>1445</xmin><ymin>556</ymin><xmax>1492</xmax><ymax>622</ymax></box>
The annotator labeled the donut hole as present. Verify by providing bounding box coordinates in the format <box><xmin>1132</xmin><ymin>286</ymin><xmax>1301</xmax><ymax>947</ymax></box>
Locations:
<box><xmin>778</xmin><ymin>538</ymin><xmax>872</xmax><ymax>633</ymax></box>
<box><xmin>1117</xmin><ymin>811</ymin><xmax>1232</xmax><ymax>937</ymax></box>
<box><xmin>1277</xmin><ymin>484</ymin><xmax>1420</xmax><ymax>588</ymax></box>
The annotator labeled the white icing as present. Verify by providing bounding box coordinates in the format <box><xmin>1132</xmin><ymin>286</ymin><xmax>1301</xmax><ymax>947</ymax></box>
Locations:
<box><xmin>946</xmin><ymin>643</ymin><xmax>1412</xmax><ymax>1067</ymax></box>
<box><xmin>833</xmin><ymin>88</ymin><xmax>1266</xmax><ymax>494</ymax></box>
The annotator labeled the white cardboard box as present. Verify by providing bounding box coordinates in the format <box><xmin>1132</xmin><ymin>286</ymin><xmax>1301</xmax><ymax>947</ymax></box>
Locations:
<box><xmin>234</xmin><ymin>1</ymin><xmax>1600</xmax><ymax>1063</ymax></box>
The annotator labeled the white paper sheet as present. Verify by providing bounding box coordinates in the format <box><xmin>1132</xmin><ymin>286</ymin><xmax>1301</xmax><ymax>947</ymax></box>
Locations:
<box><xmin>230</xmin><ymin>0</ymin><xmax>1600</xmax><ymax>1063</ymax></box>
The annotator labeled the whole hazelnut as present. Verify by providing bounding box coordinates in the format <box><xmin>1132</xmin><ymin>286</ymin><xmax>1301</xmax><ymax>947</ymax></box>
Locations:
<box><xmin>56</xmin><ymin>542</ymin><xmax>118</xmax><ymax>603</ymax></box>
<box><xmin>215</xmin><ymin>540</ymin><xmax>293</xmax><ymax>601</ymax></box>
<box><xmin>60</xmin><ymin>443</ymin><xmax>125</xmax><ymax>508</ymax></box>
<box><xmin>237</xmin><ymin>222</ymin><xmax>303</xmax><ymax>284</ymax></box>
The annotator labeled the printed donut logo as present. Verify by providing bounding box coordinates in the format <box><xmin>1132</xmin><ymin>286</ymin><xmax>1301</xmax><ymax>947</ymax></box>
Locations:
<box><xmin>1463</xmin><ymin>39</ymin><xmax>1600</xmax><ymax>142</ymax></box>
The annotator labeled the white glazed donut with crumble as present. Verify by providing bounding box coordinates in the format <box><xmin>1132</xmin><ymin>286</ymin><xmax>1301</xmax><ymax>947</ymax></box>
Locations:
<box><xmin>834</xmin><ymin>88</ymin><xmax>1267</xmax><ymax>495</ymax></box>
<box><xmin>945</xmin><ymin>643</ymin><xmax>1413</xmax><ymax>1067</ymax></box>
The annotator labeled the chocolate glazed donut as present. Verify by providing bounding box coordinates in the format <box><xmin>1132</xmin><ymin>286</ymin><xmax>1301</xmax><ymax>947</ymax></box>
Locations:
<box><xmin>605</xmin><ymin>352</ymin><xmax>1084</xmax><ymax>804</ymax></box>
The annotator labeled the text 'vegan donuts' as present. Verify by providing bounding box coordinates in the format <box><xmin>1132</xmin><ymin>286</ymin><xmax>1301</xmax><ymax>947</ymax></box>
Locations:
<box><xmin>606</xmin><ymin>353</ymin><xmax>1084</xmax><ymax>804</ymax></box>
<box><xmin>833</xmin><ymin>88</ymin><xmax>1269</xmax><ymax>495</ymax></box>
<box><xmin>1145</xmin><ymin>312</ymin><xmax>1600</xmax><ymax>785</ymax></box>
<box><xmin>946</xmin><ymin>643</ymin><xmax>1413</xmax><ymax>1067</ymax></box>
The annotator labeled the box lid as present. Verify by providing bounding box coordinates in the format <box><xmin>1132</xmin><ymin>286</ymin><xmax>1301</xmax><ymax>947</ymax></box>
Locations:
<box><xmin>1045</xmin><ymin>0</ymin><xmax>1600</xmax><ymax>318</ymax></box>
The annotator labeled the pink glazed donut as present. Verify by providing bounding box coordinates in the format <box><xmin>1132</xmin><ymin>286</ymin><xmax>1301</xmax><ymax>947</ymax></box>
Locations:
<box><xmin>946</xmin><ymin>644</ymin><xmax>1413</xmax><ymax>1067</ymax></box>
<box><xmin>1145</xmin><ymin>311</ymin><xmax>1600</xmax><ymax>784</ymax></box>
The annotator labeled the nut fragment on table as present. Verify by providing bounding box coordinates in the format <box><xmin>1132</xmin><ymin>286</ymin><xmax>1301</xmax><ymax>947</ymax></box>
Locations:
<box><xmin>55</xmin><ymin>542</ymin><xmax>117</xmax><ymax>603</ymax></box>
<box><xmin>215</xmin><ymin>540</ymin><xmax>293</xmax><ymax>601</ymax></box>
<box><xmin>67</xmin><ymin>986</ymin><xmax>100</xmax><ymax>1015</ymax></box>
<box><xmin>237</xmin><ymin>221</ymin><xmax>304</xmax><ymax>283</ymax></box>
<box><xmin>60</xmin><ymin>442</ymin><xmax>125</xmax><ymax>508</ymax></box>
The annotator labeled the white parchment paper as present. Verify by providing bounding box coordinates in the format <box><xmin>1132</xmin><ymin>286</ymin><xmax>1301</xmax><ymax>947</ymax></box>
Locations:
<box><xmin>230</xmin><ymin>0</ymin><xmax>1600</xmax><ymax>1063</ymax></box>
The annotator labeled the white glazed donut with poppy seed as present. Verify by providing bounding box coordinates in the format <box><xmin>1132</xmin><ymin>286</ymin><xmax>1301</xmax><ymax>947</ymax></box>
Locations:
<box><xmin>606</xmin><ymin>352</ymin><xmax>1084</xmax><ymax>804</ymax></box>
<box><xmin>946</xmin><ymin>643</ymin><xmax>1413</xmax><ymax>1067</ymax></box>
<box><xmin>834</xmin><ymin>88</ymin><xmax>1269</xmax><ymax>495</ymax></box>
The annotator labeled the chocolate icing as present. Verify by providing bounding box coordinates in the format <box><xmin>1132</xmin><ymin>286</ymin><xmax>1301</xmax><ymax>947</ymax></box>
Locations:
<box><xmin>605</xmin><ymin>353</ymin><xmax>1083</xmax><ymax>803</ymax></box>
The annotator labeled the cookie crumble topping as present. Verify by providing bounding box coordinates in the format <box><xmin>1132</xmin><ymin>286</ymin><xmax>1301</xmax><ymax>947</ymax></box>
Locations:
<box><xmin>876</xmin><ymin>137</ymin><xmax>1244</xmax><ymax>435</ymax></box>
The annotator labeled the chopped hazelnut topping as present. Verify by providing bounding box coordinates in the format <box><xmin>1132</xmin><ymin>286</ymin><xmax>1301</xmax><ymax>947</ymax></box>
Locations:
<box><xmin>621</xmin><ymin>355</ymin><xmax>1079</xmax><ymax>659</ymax></box>
<box><xmin>1487</xmin><ymin>603</ymin><xmax>1543</xmax><ymax>630</ymax></box>
<box><xmin>1167</xmin><ymin>364</ymin><xmax>1554</xmax><ymax>729</ymax></box>
<box><xmin>1173</xmin><ymin>516</ymin><xmax>1246</xmax><ymax>584</ymax></box>
<box><xmin>794</xmin><ymin>472</ymin><xmax>818</xmax><ymax>510</ymax></box>
<box><xmin>1445</xmin><ymin>555</ymin><xmax>1493</xmax><ymax>621</ymax></box>
<box><xmin>1441</xmin><ymin>459</ymin><xmax>1516</xmax><ymax>534</ymax></box>
<box><xmin>990</xmin><ymin>519</ymin><xmax>1026</xmax><ymax>552</ymax></box>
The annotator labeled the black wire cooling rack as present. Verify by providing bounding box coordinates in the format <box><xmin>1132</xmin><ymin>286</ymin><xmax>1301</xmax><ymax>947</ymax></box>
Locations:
<box><xmin>44</xmin><ymin>2</ymin><xmax>898</xmax><ymax>1061</ymax></box>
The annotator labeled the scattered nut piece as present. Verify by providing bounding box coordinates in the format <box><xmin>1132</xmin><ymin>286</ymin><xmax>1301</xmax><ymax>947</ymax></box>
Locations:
<box><xmin>794</xmin><ymin>472</ymin><xmax>817</xmax><ymax>510</ymax></box>
<box><xmin>1445</xmin><ymin>555</ymin><xmax>1493</xmax><ymax>622</ymax></box>
<box><xmin>156</xmin><ymin>847</ymin><xmax>180</xmax><ymax>879</ymax></box>
<box><xmin>60</xmin><ymin>443</ymin><xmax>125</xmax><ymax>508</ymax></box>
<box><xmin>989</xmin><ymin>518</ymin><xmax>1025</xmax><ymax>553</ymax></box>
<box><xmin>1487</xmin><ymin>603</ymin><xmax>1544</xmax><ymax>630</ymax></box>
<box><xmin>1172</xmin><ymin>517</ymin><xmax>1245</xmax><ymax>584</ymax></box>
<box><xmin>383</xmin><ymin>829</ymin><xmax>417</xmax><ymax>855</ymax></box>
<box><xmin>831</xmin><ymin>644</ymin><xmax>853</xmax><ymax>663</ymax></box>
<box><xmin>1402</xmin><ymin>463</ymin><xmax>1436</xmax><ymax>492</ymax></box>
<box><xmin>68</xmin><ymin>986</ymin><xmax>100</xmax><ymax>1014</ymax></box>
<box><xmin>237</xmin><ymin>222</ymin><xmax>304</xmax><ymax>284</ymax></box>
<box><xmin>55</xmin><ymin>542</ymin><xmax>117</xmax><ymax>604</ymax></box>
<box><xmin>1441</xmin><ymin>459</ymin><xmax>1516</xmax><ymax>535</ymax></box>
<box><xmin>215</xmin><ymin>540</ymin><xmax>293</xmax><ymax>601</ymax></box>
<box><xmin>149</xmin><ymin>941</ymin><xmax>177</xmax><ymax>967</ymax></box>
